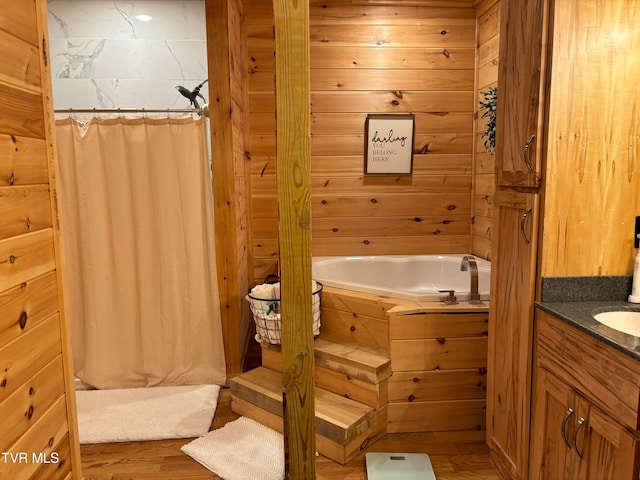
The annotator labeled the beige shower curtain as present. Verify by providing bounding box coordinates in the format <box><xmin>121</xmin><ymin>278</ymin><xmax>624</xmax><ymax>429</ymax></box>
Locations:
<box><xmin>55</xmin><ymin>116</ymin><xmax>226</xmax><ymax>389</ymax></box>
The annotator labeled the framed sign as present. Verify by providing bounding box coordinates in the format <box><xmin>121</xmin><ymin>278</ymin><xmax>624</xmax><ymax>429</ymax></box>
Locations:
<box><xmin>364</xmin><ymin>113</ymin><xmax>415</xmax><ymax>175</ymax></box>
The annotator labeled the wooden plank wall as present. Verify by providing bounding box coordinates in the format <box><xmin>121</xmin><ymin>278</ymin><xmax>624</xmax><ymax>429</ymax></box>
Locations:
<box><xmin>471</xmin><ymin>0</ymin><xmax>500</xmax><ymax>261</ymax></box>
<box><xmin>246</xmin><ymin>0</ymin><xmax>479</xmax><ymax>281</ymax></box>
<box><xmin>0</xmin><ymin>0</ymin><xmax>80</xmax><ymax>477</ymax></box>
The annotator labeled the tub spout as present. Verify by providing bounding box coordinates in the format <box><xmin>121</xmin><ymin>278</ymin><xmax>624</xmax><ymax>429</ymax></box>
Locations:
<box><xmin>461</xmin><ymin>256</ymin><xmax>481</xmax><ymax>304</ymax></box>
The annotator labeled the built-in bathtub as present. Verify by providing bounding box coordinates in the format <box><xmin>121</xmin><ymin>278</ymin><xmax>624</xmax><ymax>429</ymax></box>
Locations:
<box><xmin>312</xmin><ymin>254</ymin><xmax>490</xmax><ymax>302</ymax></box>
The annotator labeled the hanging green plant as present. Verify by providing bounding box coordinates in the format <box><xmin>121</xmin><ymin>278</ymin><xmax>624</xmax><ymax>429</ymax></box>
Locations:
<box><xmin>479</xmin><ymin>86</ymin><xmax>497</xmax><ymax>156</ymax></box>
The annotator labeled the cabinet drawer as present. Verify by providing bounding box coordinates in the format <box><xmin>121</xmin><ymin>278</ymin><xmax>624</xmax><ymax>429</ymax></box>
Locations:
<box><xmin>536</xmin><ymin>312</ymin><xmax>640</xmax><ymax>431</ymax></box>
<box><xmin>0</xmin><ymin>314</ymin><xmax>62</xmax><ymax>404</ymax></box>
<box><xmin>0</xmin><ymin>355</ymin><xmax>65</xmax><ymax>452</ymax></box>
<box><xmin>390</xmin><ymin>312</ymin><xmax>489</xmax><ymax>340</ymax></box>
<box><xmin>389</xmin><ymin>369</ymin><xmax>487</xmax><ymax>403</ymax></box>
<box><xmin>390</xmin><ymin>337</ymin><xmax>487</xmax><ymax>371</ymax></box>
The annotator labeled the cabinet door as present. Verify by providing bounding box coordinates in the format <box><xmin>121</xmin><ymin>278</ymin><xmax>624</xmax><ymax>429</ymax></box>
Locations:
<box><xmin>487</xmin><ymin>189</ymin><xmax>539</xmax><ymax>479</ymax></box>
<box><xmin>495</xmin><ymin>0</ymin><xmax>549</xmax><ymax>187</ymax></box>
<box><xmin>530</xmin><ymin>368</ymin><xmax>582</xmax><ymax>479</ymax></box>
<box><xmin>577</xmin><ymin>406</ymin><xmax>640</xmax><ymax>480</ymax></box>
<box><xmin>531</xmin><ymin>368</ymin><xmax>640</xmax><ymax>480</ymax></box>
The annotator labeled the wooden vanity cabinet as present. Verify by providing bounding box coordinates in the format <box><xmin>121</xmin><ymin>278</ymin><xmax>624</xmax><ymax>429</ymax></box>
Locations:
<box><xmin>530</xmin><ymin>311</ymin><xmax>640</xmax><ymax>479</ymax></box>
<box><xmin>489</xmin><ymin>0</ymin><xmax>640</xmax><ymax>477</ymax></box>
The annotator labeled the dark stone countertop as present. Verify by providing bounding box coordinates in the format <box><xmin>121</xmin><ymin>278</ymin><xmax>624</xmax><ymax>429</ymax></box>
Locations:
<box><xmin>535</xmin><ymin>275</ymin><xmax>639</xmax><ymax>361</ymax></box>
<box><xmin>535</xmin><ymin>301</ymin><xmax>640</xmax><ymax>362</ymax></box>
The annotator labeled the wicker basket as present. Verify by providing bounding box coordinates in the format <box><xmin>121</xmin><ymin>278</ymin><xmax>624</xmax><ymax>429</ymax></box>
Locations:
<box><xmin>246</xmin><ymin>281</ymin><xmax>323</xmax><ymax>345</ymax></box>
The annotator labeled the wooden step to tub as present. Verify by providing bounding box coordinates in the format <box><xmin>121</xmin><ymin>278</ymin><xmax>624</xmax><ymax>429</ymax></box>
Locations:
<box><xmin>261</xmin><ymin>337</ymin><xmax>391</xmax><ymax>408</ymax></box>
<box><xmin>230</xmin><ymin>366</ymin><xmax>387</xmax><ymax>465</ymax></box>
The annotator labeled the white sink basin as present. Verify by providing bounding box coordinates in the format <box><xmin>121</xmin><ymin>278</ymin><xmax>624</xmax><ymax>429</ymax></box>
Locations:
<box><xmin>593</xmin><ymin>311</ymin><xmax>640</xmax><ymax>337</ymax></box>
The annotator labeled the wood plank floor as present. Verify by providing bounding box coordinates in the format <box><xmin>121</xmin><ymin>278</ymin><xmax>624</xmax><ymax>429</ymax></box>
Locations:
<box><xmin>80</xmin><ymin>387</ymin><xmax>501</xmax><ymax>480</ymax></box>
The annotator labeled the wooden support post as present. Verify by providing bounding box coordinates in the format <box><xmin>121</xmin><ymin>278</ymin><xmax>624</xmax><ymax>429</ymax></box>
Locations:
<box><xmin>272</xmin><ymin>0</ymin><xmax>316</xmax><ymax>478</ymax></box>
<box><xmin>205</xmin><ymin>0</ymin><xmax>244</xmax><ymax>377</ymax></box>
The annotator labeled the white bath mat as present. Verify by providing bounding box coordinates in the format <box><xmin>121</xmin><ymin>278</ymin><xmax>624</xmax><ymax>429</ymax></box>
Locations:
<box><xmin>76</xmin><ymin>384</ymin><xmax>220</xmax><ymax>444</ymax></box>
<box><xmin>181</xmin><ymin>416</ymin><xmax>284</xmax><ymax>480</ymax></box>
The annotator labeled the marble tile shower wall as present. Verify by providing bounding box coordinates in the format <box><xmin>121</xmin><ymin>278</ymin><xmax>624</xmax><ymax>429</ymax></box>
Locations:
<box><xmin>47</xmin><ymin>0</ymin><xmax>208</xmax><ymax>110</ymax></box>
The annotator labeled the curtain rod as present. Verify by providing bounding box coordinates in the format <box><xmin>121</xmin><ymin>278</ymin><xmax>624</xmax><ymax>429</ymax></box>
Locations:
<box><xmin>54</xmin><ymin>107</ymin><xmax>202</xmax><ymax>114</ymax></box>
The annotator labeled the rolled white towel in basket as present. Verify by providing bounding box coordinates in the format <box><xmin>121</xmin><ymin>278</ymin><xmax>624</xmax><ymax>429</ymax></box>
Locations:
<box><xmin>251</xmin><ymin>281</ymin><xmax>318</xmax><ymax>300</ymax></box>
<box><xmin>250</xmin><ymin>283</ymin><xmax>277</xmax><ymax>300</ymax></box>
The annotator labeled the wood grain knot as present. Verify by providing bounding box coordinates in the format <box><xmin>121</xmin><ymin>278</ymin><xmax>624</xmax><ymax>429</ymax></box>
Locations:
<box><xmin>408</xmin><ymin>394</ymin><xmax>416</xmax><ymax>402</ymax></box>
<box><xmin>25</xmin><ymin>405</ymin><xmax>34</xmax><ymax>420</ymax></box>
<box><xmin>19</xmin><ymin>311</ymin><xmax>28</xmax><ymax>330</ymax></box>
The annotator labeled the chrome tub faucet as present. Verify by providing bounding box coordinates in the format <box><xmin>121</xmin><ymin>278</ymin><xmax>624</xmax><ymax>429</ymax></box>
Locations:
<box><xmin>461</xmin><ymin>256</ymin><xmax>482</xmax><ymax>304</ymax></box>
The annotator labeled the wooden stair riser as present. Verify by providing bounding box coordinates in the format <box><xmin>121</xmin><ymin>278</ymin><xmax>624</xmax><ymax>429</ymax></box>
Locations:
<box><xmin>230</xmin><ymin>367</ymin><xmax>375</xmax><ymax>444</ymax></box>
<box><xmin>230</xmin><ymin>370</ymin><xmax>282</xmax><ymax>416</ymax></box>
<box><xmin>319</xmin><ymin>287</ymin><xmax>395</xmax><ymax>352</ymax></box>
<box><xmin>319</xmin><ymin>308</ymin><xmax>388</xmax><ymax>352</ymax></box>
<box><xmin>260</xmin><ymin>343</ymin><xmax>282</xmax><ymax>372</ymax></box>
<box><xmin>232</xmin><ymin>396</ymin><xmax>387</xmax><ymax>465</ymax></box>
<box><xmin>261</xmin><ymin>337</ymin><xmax>391</xmax><ymax>385</ymax></box>
<box><xmin>315</xmin><ymin>367</ymin><xmax>388</xmax><ymax>409</ymax></box>
<box><xmin>318</xmin><ymin>405</ymin><xmax>387</xmax><ymax>465</ymax></box>
<box><xmin>262</xmin><ymin>348</ymin><xmax>387</xmax><ymax>408</ymax></box>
